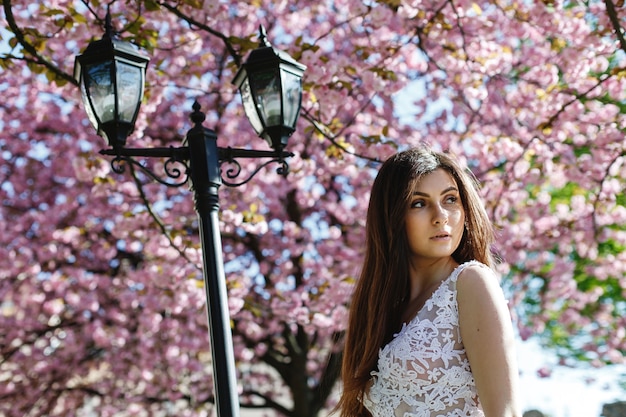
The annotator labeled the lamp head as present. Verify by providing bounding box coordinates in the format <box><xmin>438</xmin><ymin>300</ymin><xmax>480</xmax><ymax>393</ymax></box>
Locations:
<box><xmin>74</xmin><ymin>12</ymin><xmax>149</xmax><ymax>149</ymax></box>
<box><xmin>233</xmin><ymin>26</ymin><xmax>306</xmax><ymax>152</ymax></box>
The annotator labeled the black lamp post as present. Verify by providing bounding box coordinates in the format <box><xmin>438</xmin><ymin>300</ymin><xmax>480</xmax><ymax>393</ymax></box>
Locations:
<box><xmin>74</xmin><ymin>15</ymin><xmax>305</xmax><ymax>417</ymax></box>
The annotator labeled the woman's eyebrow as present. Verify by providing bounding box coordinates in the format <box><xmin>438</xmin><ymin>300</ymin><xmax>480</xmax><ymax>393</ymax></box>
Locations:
<box><xmin>412</xmin><ymin>186</ymin><xmax>459</xmax><ymax>197</ymax></box>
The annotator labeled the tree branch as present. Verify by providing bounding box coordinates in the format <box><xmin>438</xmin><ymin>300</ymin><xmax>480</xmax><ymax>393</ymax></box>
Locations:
<box><xmin>157</xmin><ymin>1</ymin><xmax>242</xmax><ymax>66</ymax></box>
<box><xmin>301</xmin><ymin>109</ymin><xmax>381</xmax><ymax>163</ymax></box>
<box><xmin>604</xmin><ymin>0</ymin><xmax>626</xmax><ymax>54</ymax></box>
<box><xmin>2</xmin><ymin>0</ymin><xmax>77</xmax><ymax>86</ymax></box>
<box><xmin>240</xmin><ymin>390</ymin><xmax>291</xmax><ymax>415</ymax></box>
<box><xmin>128</xmin><ymin>163</ymin><xmax>200</xmax><ymax>272</ymax></box>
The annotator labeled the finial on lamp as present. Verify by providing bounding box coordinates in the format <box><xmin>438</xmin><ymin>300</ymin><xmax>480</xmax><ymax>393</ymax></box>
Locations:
<box><xmin>190</xmin><ymin>100</ymin><xmax>207</xmax><ymax>126</ymax></box>
<box><xmin>258</xmin><ymin>25</ymin><xmax>271</xmax><ymax>47</ymax></box>
<box><xmin>104</xmin><ymin>8</ymin><xmax>114</xmax><ymax>38</ymax></box>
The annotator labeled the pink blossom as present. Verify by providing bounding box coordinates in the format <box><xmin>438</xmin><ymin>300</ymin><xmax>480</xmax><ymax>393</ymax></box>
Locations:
<box><xmin>2</xmin><ymin>1</ymin><xmax>626</xmax><ymax>415</ymax></box>
<box><xmin>536</xmin><ymin>367</ymin><xmax>552</xmax><ymax>378</ymax></box>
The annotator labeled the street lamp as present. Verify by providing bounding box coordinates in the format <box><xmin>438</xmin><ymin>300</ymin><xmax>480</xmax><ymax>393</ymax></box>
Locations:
<box><xmin>233</xmin><ymin>25</ymin><xmax>306</xmax><ymax>153</ymax></box>
<box><xmin>73</xmin><ymin>12</ymin><xmax>149</xmax><ymax>150</ymax></box>
<box><xmin>74</xmin><ymin>14</ymin><xmax>305</xmax><ymax>417</ymax></box>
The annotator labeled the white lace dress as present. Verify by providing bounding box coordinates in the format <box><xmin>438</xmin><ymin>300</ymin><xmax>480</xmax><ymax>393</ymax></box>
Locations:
<box><xmin>363</xmin><ymin>261</ymin><xmax>490</xmax><ymax>417</ymax></box>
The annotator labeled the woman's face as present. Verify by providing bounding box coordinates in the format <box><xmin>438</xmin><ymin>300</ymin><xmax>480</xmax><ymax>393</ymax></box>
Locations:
<box><xmin>405</xmin><ymin>168</ymin><xmax>465</xmax><ymax>263</ymax></box>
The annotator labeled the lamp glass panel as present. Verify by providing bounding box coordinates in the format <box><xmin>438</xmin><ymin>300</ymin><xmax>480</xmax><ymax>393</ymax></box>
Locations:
<box><xmin>281</xmin><ymin>70</ymin><xmax>302</xmax><ymax>129</ymax></box>
<box><xmin>79</xmin><ymin>76</ymin><xmax>99</xmax><ymax>132</ymax></box>
<box><xmin>116</xmin><ymin>61</ymin><xmax>143</xmax><ymax>123</ymax></box>
<box><xmin>84</xmin><ymin>61</ymin><xmax>116</xmax><ymax>124</ymax></box>
<box><xmin>239</xmin><ymin>77</ymin><xmax>264</xmax><ymax>135</ymax></box>
<box><xmin>251</xmin><ymin>70</ymin><xmax>281</xmax><ymax>127</ymax></box>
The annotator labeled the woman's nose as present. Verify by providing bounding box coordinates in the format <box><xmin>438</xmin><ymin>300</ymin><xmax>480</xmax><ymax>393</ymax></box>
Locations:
<box><xmin>433</xmin><ymin>205</ymin><xmax>448</xmax><ymax>224</ymax></box>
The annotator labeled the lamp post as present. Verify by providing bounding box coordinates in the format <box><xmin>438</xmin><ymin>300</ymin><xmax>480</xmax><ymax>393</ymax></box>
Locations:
<box><xmin>74</xmin><ymin>13</ymin><xmax>305</xmax><ymax>417</ymax></box>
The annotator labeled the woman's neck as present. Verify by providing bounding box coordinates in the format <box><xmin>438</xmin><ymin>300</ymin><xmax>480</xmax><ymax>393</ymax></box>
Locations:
<box><xmin>402</xmin><ymin>257</ymin><xmax>458</xmax><ymax>322</ymax></box>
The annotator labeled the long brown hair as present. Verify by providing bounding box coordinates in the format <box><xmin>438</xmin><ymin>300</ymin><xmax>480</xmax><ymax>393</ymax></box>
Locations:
<box><xmin>336</xmin><ymin>147</ymin><xmax>495</xmax><ymax>416</ymax></box>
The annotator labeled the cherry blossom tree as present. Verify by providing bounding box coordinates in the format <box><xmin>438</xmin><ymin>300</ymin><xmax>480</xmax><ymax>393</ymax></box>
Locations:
<box><xmin>1</xmin><ymin>0</ymin><xmax>625</xmax><ymax>416</ymax></box>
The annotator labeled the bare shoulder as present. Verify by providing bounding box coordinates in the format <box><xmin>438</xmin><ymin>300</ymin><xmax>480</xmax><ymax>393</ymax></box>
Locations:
<box><xmin>456</xmin><ymin>262</ymin><xmax>512</xmax><ymax>337</ymax></box>
<box><xmin>456</xmin><ymin>263</ymin><xmax>505</xmax><ymax>306</ymax></box>
<box><xmin>457</xmin><ymin>263</ymin><xmax>499</xmax><ymax>287</ymax></box>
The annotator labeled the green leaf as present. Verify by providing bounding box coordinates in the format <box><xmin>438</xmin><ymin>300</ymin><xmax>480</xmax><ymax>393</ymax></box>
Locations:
<box><xmin>144</xmin><ymin>0</ymin><xmax>161</xmax><ymax>11</ymax></box>
<box><xmin>42</xmin><ymin>9</ymin><xmax>65</xmax><ymax>17</ymax></box>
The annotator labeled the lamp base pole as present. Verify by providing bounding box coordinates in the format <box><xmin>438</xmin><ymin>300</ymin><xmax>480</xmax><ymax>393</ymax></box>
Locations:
<box><xmin>187</xmin><ymin>103</ymin><xmax>240</xmax><ymax>417</ymax></box>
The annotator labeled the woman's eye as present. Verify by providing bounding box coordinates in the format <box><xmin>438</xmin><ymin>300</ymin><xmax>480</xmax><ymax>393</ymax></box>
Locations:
<box><xmin>445</xmin><ymin>195</ymin><xmax>458</xmax><ymax>204</ymax></box>
<box><xmin>411</xmin><ymin>200</ymin><xmax>425</xmax><ymax>208</ymax></box>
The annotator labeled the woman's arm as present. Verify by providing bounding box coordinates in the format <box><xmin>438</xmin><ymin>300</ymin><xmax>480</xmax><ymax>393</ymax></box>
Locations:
<box><xmin>457</xmin><ymin>264</ymin><xmax>522</xmax><ymax>417</ymax></box>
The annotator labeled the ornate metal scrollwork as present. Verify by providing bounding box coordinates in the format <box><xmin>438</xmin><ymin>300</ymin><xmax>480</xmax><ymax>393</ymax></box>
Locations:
<box><xmin>101</xmin><ymin>145</ymin><xmax>293</xmax><ymax>189</ymax></box>
<box><xmin>275</xmin><ymin>158</ymin><xmax>290</xmax><ymax>177</ymax></box>
<box><xmin>101</xmin><ymin>146</ymin><xmax>190</xmax><ymax>188</ymax></box>
<box><xmin>218</xmin><ymin>147</ymin><xmax>293</xmax><ymax>187</ymax></box>
<box><xmin>220</xmin><ymin>156</ymin><xmax>289</xmax><ymax>187</ymax></box>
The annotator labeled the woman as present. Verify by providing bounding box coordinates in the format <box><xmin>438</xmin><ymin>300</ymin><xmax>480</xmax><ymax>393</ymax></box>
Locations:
<box><xmin>337</xmin><ymin>147</ymin><xmax>521</xmax><ymax>417</ymax></box>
